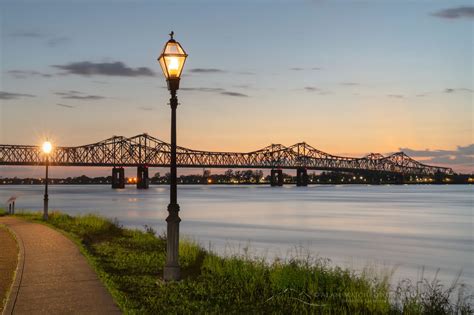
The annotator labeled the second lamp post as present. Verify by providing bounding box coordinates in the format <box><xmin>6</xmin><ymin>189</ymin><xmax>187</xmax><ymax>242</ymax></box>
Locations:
<box><xmin>158</xmin><ymin>31</ymin><xmax>188</xmax><ymax>281</ymax></box>
<box><xmin>42</xmin><ymin>140</ymin><xmax>52</xmax><ymax>220</ymax></box>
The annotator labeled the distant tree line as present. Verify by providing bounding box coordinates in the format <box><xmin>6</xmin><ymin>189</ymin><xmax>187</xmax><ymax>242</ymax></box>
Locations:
<box><xmin>0</xmin><ymin>170</ymin><xmax>472</xmax><ymax>185</ymax></box>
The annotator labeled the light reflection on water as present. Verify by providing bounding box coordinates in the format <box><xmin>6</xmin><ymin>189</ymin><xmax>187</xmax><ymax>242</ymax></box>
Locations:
<box><xmin>1</xmin><ymin>184</ymin><xmax>472</xmax><ymax>286</ymax></box>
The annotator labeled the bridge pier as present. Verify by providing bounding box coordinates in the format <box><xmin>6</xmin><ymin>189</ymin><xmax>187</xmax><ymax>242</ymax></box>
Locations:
<box><xmin>296</xmin><ymin>167</ymin><xmax>308</xmax><ymax>186</ymax></box>
<box><xmin>137</xmin><ymin>165</ymin><xmax>149</xmax><ymax>189</ymax></box>
<box><xmin>395</xmin><ymin>174</ymin><xmax>406</xmax><ymax>185</ymax></box>
<box><xmin>368</xmin><ymin>173</ymin><xmax>381</xmax><ymax>185</ymax></box>
<box><xmin>434</xmin><ymin>171</ymin><xmax>444</xmax><ymax>184</ymax></box>
<box><xmin>111</xmin><ymin>167</ymin><xmax>125</xmax><ymax>189</ymax></box>
<box><xmin>270</xmin><ymin>169</ymin><xmax>283</xmax><ymax>187</ymax></box>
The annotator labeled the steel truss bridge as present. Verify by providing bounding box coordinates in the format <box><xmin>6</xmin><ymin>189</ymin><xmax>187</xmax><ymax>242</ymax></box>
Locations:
<box><xmin>0</xmin><ymin>134</ymin><xmax>453</xmax><ymax>177</ymax></box>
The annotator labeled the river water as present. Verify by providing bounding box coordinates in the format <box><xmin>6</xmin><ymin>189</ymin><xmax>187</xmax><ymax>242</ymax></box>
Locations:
<box><xmin>1</xmin><ymin>184</ymin><xmax>472</xmax><ymax>287</ymax></box>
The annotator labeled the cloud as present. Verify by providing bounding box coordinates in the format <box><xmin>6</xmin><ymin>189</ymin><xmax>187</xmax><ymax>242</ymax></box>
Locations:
<box><xmin>47</xmin><ymin>37</ymin><xmax>70</xmax><ymax>47</ymax></box>
<box><xmin>9</xmin><ymin>31</ymin><xmax>44</xmax><ymax>38</ymax></box>
<box><xmin>64</xmin><ymin>95</ymin><xmax>104</xmax><ymax>100</ymax></box>
<box><xmin>8</xmin><ymin>70</ymin><xmax>53</xmax><ymax>79</ymax></box>
<box><xmin>0</xmin><ymin>91</ymin><xmax>35</xmax><ymax>100</ymax></box>
<box><xmin>290</xmin><ymin>67</ymin><xmax>322</xmax><ymax>71</ymax></box>
<box><xmin>181</xmin><ymin>87</ymin><xmax>225</xmax><ymax>92</ymax></box>
<box><xmin>399</xmin><ymin>144</ymin><xmax>474</xmax><ymax>171</ymax></box>
<box><xmin>138</xmin><ymin>106</ymin><xmax>154</xmax><ymax>111</ymax></box>
<box><xmin>303</xmin><ymin>86</ymin><xmax>331</xmax><ymax>95</ymax></box>
<box><xmin>458</xmin><ymin>144</ymin><xmax>474</xmax><ymax>155</ymax></box>
<box><xmin>188</xmin><ymin>68</ymin><xmax>226</xmax><ymax>73</ymax></box>
<box><xmin>233</xmin><ymin>84</ymin><xmax>251</xmax><ymax>89</ymax></box>
<box><xmin>340</xmin><ymin>82</ymin><xmax>359</xmax><ymax>86</ymax></box>
<box><xmin>9</xmin><ymin>31</ymin><xmax>70</xmax><ymax>47</ymax></box>
<box><xmin>444</xmin><ymin>88</ymin><xmax>473</xmax><ymax>93</ymax></box>
<box><xmin>178</xmin><ymin>86</ymin><xmax>249</xmax><ymax>97</ymax></box>
<box><xmin>55</xmin><ymin>90</ymin><xmax>105</xmax><ymax>100</ymax></box>
<box><xmin>220</xmin><ymin>91</ymin><xmax>248</xmax><ymax>97</ymax></box>
<box><xmin>432</xmin><ymin>6</ymin><xmax>474</xmax><ymax>19</ymax></box>
<box><xmin>387</xmin><ymin>94</ymin><xmax>404</xmax><ymax>98</ymax></box>
<box><xmin>236</xmin><ymin>71</ymin><xmax>255</xmax><ymax>75</ymax></box>
<box><xmin>52</xmin><ymin>61</ymin><xmax>155</xmax><ymax>77</ymax></box>
<box><xmin>56</xmin><ymin>103</ymin><xmax>75</xmax><ymax>109</ymax></box>
<box><xmin>188</xmin><ymin>68</ymin><xmax>254</xmax><ymax>75</ymax></box>
<box><xmin>409</xmin><ymin>88</ymin><xmax>472</xmax><ymax>98</ymax></box>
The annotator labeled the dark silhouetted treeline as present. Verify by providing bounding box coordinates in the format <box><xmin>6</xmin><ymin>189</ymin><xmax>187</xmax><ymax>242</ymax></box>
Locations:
<box><xmin>0</xmin><ymin>170</ymin><xmax>472</xmax><ymax>185</ymax></box>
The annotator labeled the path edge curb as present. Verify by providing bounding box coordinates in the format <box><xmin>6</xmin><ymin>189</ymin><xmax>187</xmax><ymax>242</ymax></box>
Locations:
<box><xmin>1</xmin><ymin>222</ymin><xmax>25</xmax><ymax>315</ymax></box>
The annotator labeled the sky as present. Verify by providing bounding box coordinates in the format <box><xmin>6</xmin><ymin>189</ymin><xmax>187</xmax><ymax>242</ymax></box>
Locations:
<box><xmin>0</xmin><ymin>0</ymin><xmax>473</xmax><ymax>177</ymax></box>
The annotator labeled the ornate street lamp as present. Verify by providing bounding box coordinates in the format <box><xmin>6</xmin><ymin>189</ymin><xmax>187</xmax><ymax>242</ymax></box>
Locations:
<box><xmin>158</xmin><ymin>31</ymin><xmax>188</xmax><ymax>281</ymax></box>
<box><xmin>42</xmin><ymin>140</ymin><xmax>52</xmax><ymax>220</ymax></box>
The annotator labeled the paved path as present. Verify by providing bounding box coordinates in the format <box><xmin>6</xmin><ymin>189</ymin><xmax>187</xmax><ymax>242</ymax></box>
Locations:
<box><xmin>0</xmin><ymin>217</ymin><xmax>121</xmax><ymax>314</ymax></box>
<box><xmin>0</xmin><ymin>225</ymin><xmax>18</xmax><ymax>313</ymax></box>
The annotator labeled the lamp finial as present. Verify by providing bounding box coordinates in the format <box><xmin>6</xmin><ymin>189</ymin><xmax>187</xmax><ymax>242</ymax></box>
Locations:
<box><xmin>169</xmin><ymin>31</ymin><xmax>174</xmax><ymax>40</ymax></box>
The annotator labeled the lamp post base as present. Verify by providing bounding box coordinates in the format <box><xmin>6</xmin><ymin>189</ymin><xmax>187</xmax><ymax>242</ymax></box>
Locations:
<box><xmin>164</xmin><ymin>203</ymin><xmax>181</xmax><ymax>281</ymax></box>
<box><xmin>43</xmin><ymin>196</ymin><xmax>49</xmax><ymax>221</ymax></box>
<box><xmin>163</xmin><ymin>265</ymin><xmax>180</xmax><ymax>281</ymax></box>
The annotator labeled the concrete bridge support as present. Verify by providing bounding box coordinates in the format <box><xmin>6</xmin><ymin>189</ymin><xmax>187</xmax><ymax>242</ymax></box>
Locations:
<box><xmin>270</xmin><ymin>169</ymin><xmax>283</xmax><ymax>187</ymax></box>
<box><xmin>396</xmin><ymin>174</ymin><xmax>406</xmax><ymax>185</ymax></box>
<box><xmin>434</xmin><ymin>171</ymin><xmax>444</xmax><ymax>184</ymax></box>
<box><xmin>137</xmin><ymin>165</ymin><xmax>149</xmax><ymax>189</ymax></box>
<box><xmin>296</xmin><ymin>167</ymin><xmax>308</xmax><ymax>186</ymax></box>
<box><xmin>111</xmin><ymin>167</ymin><xmax>125</xmax><ymax>189</ymax></box>
<box><xmin>368</xmin><ymin>173</ymin><xmax>381</xmax><ymax>185</ymax></box>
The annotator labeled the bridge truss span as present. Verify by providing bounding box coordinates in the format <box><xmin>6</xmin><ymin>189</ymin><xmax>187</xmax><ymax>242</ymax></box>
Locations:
<box><xmin>0</xmin><ymin>133</ymin><xmax>453</xmax><ymax>176</ymax></box>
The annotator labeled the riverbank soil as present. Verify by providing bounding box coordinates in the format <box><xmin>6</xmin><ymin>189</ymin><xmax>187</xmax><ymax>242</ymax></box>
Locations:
<box><xmin>0</xmin><ymin>225</ymin><xmax>18</xmax><ymax>312</ymax></box>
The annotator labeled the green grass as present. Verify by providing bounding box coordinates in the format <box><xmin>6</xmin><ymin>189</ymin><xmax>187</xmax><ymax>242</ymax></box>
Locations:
<box><xmin>13</xmin><ymin>211</ymin><xmax>473</xmax><ymax>314</ymax></box>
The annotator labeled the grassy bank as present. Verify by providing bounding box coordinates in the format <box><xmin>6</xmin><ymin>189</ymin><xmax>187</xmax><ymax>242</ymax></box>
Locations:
<box><xmin>13</xmin><ymin>212</ymin><xmax>472</xmax><ymax>314</ymax></box>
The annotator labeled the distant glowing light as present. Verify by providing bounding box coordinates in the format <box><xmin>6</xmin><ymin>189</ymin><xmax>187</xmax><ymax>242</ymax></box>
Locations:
<box><xmin>42</xmin><ymin>141</ymin><xmax>52</xmax><ymax>154</ymax></box>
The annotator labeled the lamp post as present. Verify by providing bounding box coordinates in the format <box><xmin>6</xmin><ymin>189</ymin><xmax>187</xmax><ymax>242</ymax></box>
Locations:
<box><xmin>158</xmin><ymin>31</ymin><xmax>188</xmax><ymax>281</ymax></box>
<box><xmin>42</xmin><ymin>141</ymin><xmax>52</xmax><ymax>220</ymax></box>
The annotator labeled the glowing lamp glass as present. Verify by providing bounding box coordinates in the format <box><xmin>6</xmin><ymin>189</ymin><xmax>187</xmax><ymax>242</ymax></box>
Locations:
<box><xmin>42</xmin><ymin>141</ymin><xmax>52</xmax><ymax>154</ymax></box>
<box><xmin>158</xmin><ymin>40</ymin><xmax>188</xmax><ymax>80</ymax></box>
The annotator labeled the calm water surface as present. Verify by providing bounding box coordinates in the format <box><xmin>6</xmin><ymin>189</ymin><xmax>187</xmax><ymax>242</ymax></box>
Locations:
<box><xmin>1</xmin><ymin>184</ymin><xmax>472</xmax><ymax>286</ymax></box>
